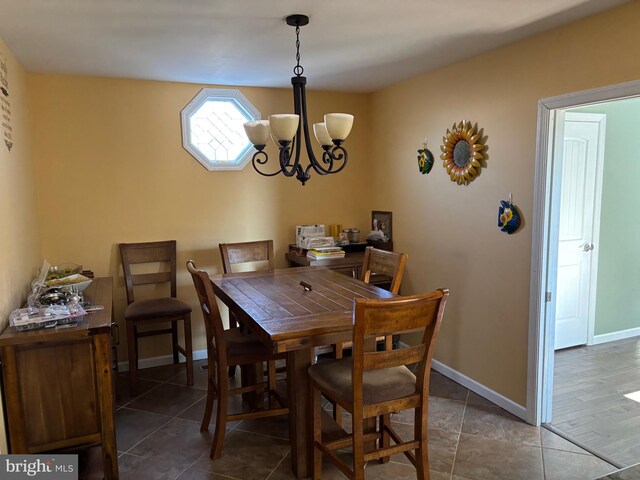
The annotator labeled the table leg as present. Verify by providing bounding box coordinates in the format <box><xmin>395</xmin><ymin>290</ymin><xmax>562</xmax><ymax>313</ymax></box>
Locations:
<box><xmin>94</xmin><ymin>332</ymin><xmax>119</xmax><ymax>479</ymax></box>
<box><xmin>287</xmin><ymin>348</ymin><xmax>314</xmax><ymax>479</ymax></box>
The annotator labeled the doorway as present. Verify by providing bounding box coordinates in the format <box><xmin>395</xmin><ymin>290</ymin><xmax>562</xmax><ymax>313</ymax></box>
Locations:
<box><xmin>527</xmin><ymin>80</ymin><xmax>640</xmax><ymax>451</ymax></box>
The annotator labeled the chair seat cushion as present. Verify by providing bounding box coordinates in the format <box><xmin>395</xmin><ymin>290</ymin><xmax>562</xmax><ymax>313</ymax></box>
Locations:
<box><xmin>308</xmin><ymin>358</ymin><xmax>416</xmax><ymax>405</ymax></box>
<box><xmin>224</xmin><ymin>327</ymin><xmax>272</xmax><ymax>361</ymax></box>
<box><xmin>125</xmin><ymin>297</ymin><xmax>191</xmax><ymax>320</ymax></box>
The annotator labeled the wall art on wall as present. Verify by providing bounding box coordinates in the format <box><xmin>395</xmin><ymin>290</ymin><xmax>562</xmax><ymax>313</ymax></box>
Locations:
<box><xmin>0</xmin><ymin>53</ymin><xmax>13</xmax><ymax>152</ymax></box>
<box><xmin>370</xmin><ymin>211</ymin><xmax>392</xmax><ymax>242</ymax></box>
<box><xmin>498</xmin><ymin>194</ymin><xmax>522</xmax><ymax>234</ymax></box>
<box><xmin>440</xmin><ymin>120</ymin><xmax>486</xmax><ymax>185</ymax></box>
<box><xmin>417</xmin><ymin>139</ymin><xmax>434</xmax><ymax>174</ymax></box>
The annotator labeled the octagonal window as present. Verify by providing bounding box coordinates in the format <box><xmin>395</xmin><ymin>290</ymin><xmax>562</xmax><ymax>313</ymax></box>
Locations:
<box><xmin>181</xmin><ymin>88</ymin><xmax>260</xmax><ymax>171</ymax></box>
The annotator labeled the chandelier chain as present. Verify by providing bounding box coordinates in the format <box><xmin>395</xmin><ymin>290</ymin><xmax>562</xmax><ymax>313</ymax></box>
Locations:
<box><xmin>293</xmin><ymin>25</ymin><xmax>304</xmax><ymax>77</ymax></box>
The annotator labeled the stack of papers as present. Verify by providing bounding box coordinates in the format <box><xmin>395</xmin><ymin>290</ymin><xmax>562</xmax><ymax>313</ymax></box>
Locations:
<box><xmin>307</xmin><ymin>247</ymin><xmax>346</xmax><ymax>260</ymax></box>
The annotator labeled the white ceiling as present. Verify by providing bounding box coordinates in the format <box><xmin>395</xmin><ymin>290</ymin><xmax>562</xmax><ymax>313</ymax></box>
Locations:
<box><xmin>0</xmin><ymin>0</ymin><xmax>630</xmax><ymax>93</ymax></box>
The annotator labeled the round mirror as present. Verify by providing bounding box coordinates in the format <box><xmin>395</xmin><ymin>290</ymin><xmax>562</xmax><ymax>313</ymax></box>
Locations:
<box><xmin>453</xmin><ymin>141</ymin><xmax>471</xmax><ymax>167</ymax></box>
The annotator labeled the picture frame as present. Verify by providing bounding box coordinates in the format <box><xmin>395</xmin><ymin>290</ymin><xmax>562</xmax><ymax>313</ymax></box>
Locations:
<box><xmin>371</xmin><ymin>211</ymin><xmax>392</xmax><ymax>242</ymax></box>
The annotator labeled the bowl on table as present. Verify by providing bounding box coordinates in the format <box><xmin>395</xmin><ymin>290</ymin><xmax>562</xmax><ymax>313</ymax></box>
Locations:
<box><xmin>45</xmin><ymin>273</ymin><xmax>92</xmax><ymax>292</ymax></box>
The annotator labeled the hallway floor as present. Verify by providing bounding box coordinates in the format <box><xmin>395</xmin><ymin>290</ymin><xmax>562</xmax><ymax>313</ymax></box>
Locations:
<box><xmin>552</xmin><ymin>337</ymin><xmax>640</xmax><ymax>466</ymax></box>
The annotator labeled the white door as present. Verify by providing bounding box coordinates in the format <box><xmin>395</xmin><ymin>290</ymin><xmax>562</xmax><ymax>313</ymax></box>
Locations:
<box><xmin>554</xmin><ymin>112</ymin><xmax>605</xmax><ymax>350</ymax></box>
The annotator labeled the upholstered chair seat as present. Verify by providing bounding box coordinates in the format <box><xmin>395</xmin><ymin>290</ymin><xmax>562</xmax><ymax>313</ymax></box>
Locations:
<box><xmin>124</xmin><ymin>297</ymin><xmax>191</xmax><ymax>320</ymax></box>
<box><xmin>309</xmin><ymin>358</ymin><xmax>416</xmax><ymax>406</ymax></box>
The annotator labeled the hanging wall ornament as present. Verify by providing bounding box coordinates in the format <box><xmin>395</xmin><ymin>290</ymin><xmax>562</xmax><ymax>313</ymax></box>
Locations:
<box><xmin>417</xmin><ymin>139</ymin><xmax>434</xmax><ymax>174</ymax></box>
<box><xmin>498</xmin><ymin>194</ymin><xmax>522</xmax><ymax>234</ymax></box>
<box><xmin>440</xmin><ymin>120</ymin><xmax>486</xmax><ymax>185</ymax></box>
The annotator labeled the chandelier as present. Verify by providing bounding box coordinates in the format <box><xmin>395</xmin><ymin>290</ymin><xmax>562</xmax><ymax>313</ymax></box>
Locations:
<box><xmin>243</xmin><ymin>14</ymin><xmax>354</xmax><ymax>186</ymax></box>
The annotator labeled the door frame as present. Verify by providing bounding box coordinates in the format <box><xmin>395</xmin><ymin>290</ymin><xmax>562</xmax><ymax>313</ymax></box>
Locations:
<box><xmin>526</xmin><ymin>79</ymin><xmax>640</xmax><ymax>426</ymax></box>
<box><xmin>555</xmin><ymin>111</ymin><xmax>606</xmax><ymax>349</ymax></box>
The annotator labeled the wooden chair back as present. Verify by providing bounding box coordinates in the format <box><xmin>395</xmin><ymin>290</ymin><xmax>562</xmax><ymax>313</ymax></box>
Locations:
<box><xmin>352</xmin><ymin>289</ymin><xmax>449</xmax><ymax>398</ymax></box>
<box><xmin>186</xmin><ymin>260</ymin><xmax>226</xmax><ymax>385</ymax></box>
<box><xmin>119</xmin><ymin>240</ymin><xmax>177</xmax><ymax>305</ymax></box>
<box><xmin>219</xmin><ymin>240</ymin><xmax>275</xmax><ymax>274</ymax></box>
<box><xmin>361</xmin><ymin>246</ymin><xmax>408</xmax><ymax>294</ymax></box>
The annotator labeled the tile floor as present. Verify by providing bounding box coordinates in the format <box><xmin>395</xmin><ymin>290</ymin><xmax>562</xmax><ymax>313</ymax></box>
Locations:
<box><xmin>106</xmin><ymin>360</ymin><xmax>623</xmax><ymax>480</ymax></box>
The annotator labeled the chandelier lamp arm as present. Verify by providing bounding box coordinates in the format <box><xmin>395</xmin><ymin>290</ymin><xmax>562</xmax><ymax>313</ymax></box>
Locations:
<box><xmin>251</xmin><ymin>150</ymin><xmax>283</xmax><ymax>177</ymax></box>
<box><xmin>318</xmin><ymin>145</ymin><xmax>348</xmax><ymax>174</ymax></box>
<box><xmin>277</xmin><ymin>141</ymin><xmax>301</xmax><ymax>178</ymax></box>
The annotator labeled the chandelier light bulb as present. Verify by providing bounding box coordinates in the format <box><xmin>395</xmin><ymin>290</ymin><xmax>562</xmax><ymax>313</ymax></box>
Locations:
<box><xmin>243</xmin><ymin>120</ymin><xmax>271</xmax><ymax>147</ymax></box>
<box><xmin>325</xmin><ymin>113</ymin><xmax>354</xmax><ymax>142</ymax></box>
<box><xmin>313</xmin><ymin>123</ymin><xmax>333</xmax><ymax>147</ymax></box>
<box><xmin>269</xmin><ymin>114</ymin><xmax>299</xmax><ymax>142</ymax></box>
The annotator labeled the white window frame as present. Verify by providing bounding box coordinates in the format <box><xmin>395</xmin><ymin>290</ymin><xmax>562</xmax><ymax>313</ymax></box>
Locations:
<box><xmin>181</xmin><ymin>88</ymin><xmax>260</xmax><ymax>171</ymax></box>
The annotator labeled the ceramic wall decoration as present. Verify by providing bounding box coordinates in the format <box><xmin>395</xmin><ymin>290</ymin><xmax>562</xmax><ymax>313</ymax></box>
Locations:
<box><xmin>418</xmin><ymin>140</ymin><xmax>434</xmax><ymax>174</ymax></box>
<box><xmin>440</xmin><ymin>120</ymin><xmax>486</xmax><ymax>185</ymax></box>
<box><xmin>1</xmin><ymin>53</ymin><xmax>13</xmax><ymax>152</ymax></box>
<box><xmin>498</xmin><ymin>194</ymin><xmax>522</xmax><ymax>234</ymax></box>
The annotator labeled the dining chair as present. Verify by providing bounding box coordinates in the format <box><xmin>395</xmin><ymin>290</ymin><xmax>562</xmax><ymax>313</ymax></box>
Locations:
<box><xmin>309</xmin><ymin>289</ymin><xmax>449</xmax><ymax>480</ymax></box>
<box><xmin>187</xmin><ymin>260</ymin><xmax>288</xmax><ymax>459</ymax></box>
<box><xmin>361</xmin><ymin>246</ymin><xmax>408</xmax><ymax>296</ymax></box>
<box><xmin>119</xmin><ymin>240</ymin><xmax>193</xmax><ymax>395</ymax></box>
<box><xmin>219</xmin><ymin>240</ymin><xmax>276</xmax><ymax>379</ymax></box>
<box><xmin>219</xmin><ymin>239</ymin><xmax>275</xmax><ymax>276</ymax></box>
<box><xmin>330</xmin><ymin>246</ymin><xmax>408</xmax><ymax>425</ymax></box>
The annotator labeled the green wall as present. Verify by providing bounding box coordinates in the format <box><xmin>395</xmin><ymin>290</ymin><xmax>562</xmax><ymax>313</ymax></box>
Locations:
<box><xmin>571</xmin><ymin>98</ymin><xmax>640</xmax><ymax>336</ymax></box>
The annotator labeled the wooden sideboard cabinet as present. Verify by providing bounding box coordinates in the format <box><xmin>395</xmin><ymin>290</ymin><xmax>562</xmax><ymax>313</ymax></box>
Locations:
<box><xmin>0</xmin><ymin>277</ymin><xmax>118</xmax><ymax>479</ymax></box>
<box><xmin>285</xmin><ymin>251</ymin><xmax>392</xmax><ymax>290</ymax></box>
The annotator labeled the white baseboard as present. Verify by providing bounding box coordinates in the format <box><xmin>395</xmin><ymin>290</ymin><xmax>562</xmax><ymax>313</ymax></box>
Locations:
<box><xmin>431</xmin><ymin>359</ymin><xmax>528</xmax><ymax>422</ymax></box>
<box><xmin>117</xmin><ymin>348</ymin><xmax>208</xmax><ymax>372</ymax></box>
<box><xmin>592</xmin><ymin>327</ymin><xmax>640</xmax><ymax>345</ymax></box>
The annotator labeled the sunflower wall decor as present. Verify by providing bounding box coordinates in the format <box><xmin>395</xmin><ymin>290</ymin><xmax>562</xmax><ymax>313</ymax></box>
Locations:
<box><xmin>440</xmin><ymin>120</ymin><xmax>486</xmax><ymax>185</ymax></box>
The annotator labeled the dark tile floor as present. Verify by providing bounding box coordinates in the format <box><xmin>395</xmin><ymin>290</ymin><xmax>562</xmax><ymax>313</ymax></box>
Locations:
<box><xmin>107</xmin><ymin>360</ymin><xmax>621</xmax><ymax>480</ymax></box>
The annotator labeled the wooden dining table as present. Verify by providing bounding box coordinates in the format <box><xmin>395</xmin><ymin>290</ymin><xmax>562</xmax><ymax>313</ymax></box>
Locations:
<box><xmin>209</xmin><ymin>266</ymin><xmax>394</xmax><ymax>478</ymax></box>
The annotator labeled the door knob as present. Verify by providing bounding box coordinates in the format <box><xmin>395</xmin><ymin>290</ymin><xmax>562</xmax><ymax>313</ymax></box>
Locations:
<box><xmin>579</xmin><ymin>243</ymin><xmax>594</xmax><ymax>252</ymax></box>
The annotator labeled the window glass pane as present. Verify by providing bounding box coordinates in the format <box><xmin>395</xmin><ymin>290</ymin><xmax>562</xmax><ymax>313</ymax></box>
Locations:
<box><xmin>191</xmin><ymin>100</ymin><xmax>251</xmax><ymax>162</ymax></box>
<box><xmin>181</xmin><ymin>89</ymin><xmax>259</xmax><ymax>171</ymax></box>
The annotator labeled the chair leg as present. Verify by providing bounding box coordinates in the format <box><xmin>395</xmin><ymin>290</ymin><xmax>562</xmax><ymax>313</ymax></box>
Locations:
<box><xmin>379</xmin><ymin>414</ymin><xmax>391</xmax><ymax>463</ymax></box>
<box><xmin>352</xmin><ymin>409</ymin><xmax>365</xmax><ymax>480</ymax></box>
<box><xmin>333</xmin><ymin>342</ymin><xmax>344</xmax><ymax>427</ymax></box>
<box><xmin>311</xmin><ymin>383</ymin><xmax>323</xmax><ymax>480</ymax></box>
<box><xmin>210</xmin><ymin>367</ymin><xmax>228</xmax><ymax>460</ymax></box>
<box><xmin>126</xmin><ymin>321</ymin><xmax>139</xmax><ymax>396</ymax></box>
<box><xmin>201</xmin><ymin>374</ymin><xmax>216</xmax><ymax>432</ymax></box>
<box><xmin>254</xmin><ymin>361</ymin><xmax>265</xmax><ymax>409</ymax></box>
<box><xmin>183</xmin><ymin>313</ymin><xmax>194</xmax><ymax>386</ymax></box>
<box><xmin>268</xmin><ymin>360</ymin><xmax>277</xmax><ymax>409</ymax></box>
<box><xmin>415</xmin><ymin>407</ymin><xmax>430</xmax><ymax>480</ymax></box>
<box><xmin>171</xmin><ymin>321</ymin><xmax>179</xmax><ymax>364</ymax></box>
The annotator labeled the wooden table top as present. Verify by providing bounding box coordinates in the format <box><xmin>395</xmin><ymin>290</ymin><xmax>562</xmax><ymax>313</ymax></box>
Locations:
<box><xmin>209</xmin><ymin>267</ymin><xmax>394</xmax><ymax>353</ymax></box>
<box><xmin>0</xmin><ymin>277</ymin><xmax>113</xmax><ymax>346</ymax></box>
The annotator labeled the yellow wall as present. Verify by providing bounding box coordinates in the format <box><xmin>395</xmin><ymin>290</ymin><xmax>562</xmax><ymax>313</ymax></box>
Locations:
<box><xmin>370</xmin><ymin>1</ymin><xmax>640</xmax><ymax>405</ymax></box>
<box><xmin>0</xmin><ymin>38</ymin><xmax>42</xmax><ymax>453</ymax></box>
<box><xmin>28</xmin><ymin>74</ymin><xmax>372</xmax><ymax>361</ymax></box>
